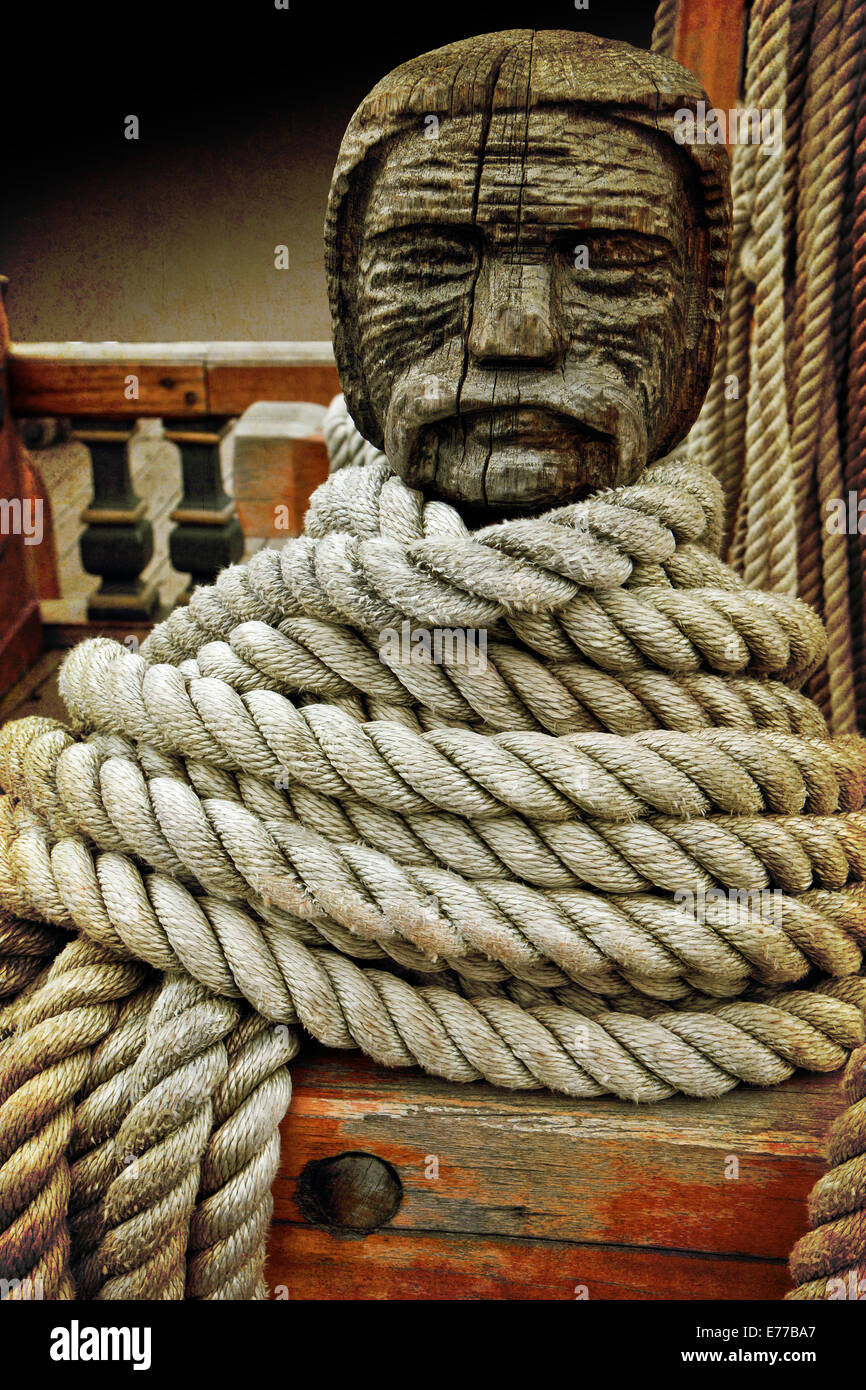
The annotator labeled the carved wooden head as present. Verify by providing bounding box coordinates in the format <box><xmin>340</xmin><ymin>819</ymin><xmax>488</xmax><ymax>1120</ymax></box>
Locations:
<box><xmin>325</xmin><ymin>29</ymin><xmax>731</xmax><ymax>512</ymax></box>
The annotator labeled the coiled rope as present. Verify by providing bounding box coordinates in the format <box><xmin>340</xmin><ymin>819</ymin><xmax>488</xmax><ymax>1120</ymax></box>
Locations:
<box><xmin>1</xmin><ymin>388</ymin><xmax>866</xmax><ymax>1297</ymax></box>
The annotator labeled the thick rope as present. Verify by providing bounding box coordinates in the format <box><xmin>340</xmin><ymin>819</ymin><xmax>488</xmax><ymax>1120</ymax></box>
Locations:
<box><xmin>64</xmin><ymin>986</ymin><xmax>297</xmax><ymax>1301</ymax></box>
<box><xmin>88</xmin><ymin>974</ymin><xmax>241</xmax><ymax>1299</ymax></box>
<box><xmin>845</xmin><ymin>53</ymin><xmax>866</xmax><ymax>726</ymax></box>
<box><xmin>68</xmin><ymin>980</ymin><xmax>160</xmax><ymax>1298</ymax></box>
<box><xmin>741</xmin><ymin>0</ymin><xmax>796</xmax><ymax>597</ymax></box>
<box><xmin>788</xmin><ymin>1039</ymin><xmax>866</xmax><ymax>1297</ymax></box>
<box><xmin>6</xmin><ymin>762</ymin><xmax>866</xmax><ymax>1003</ymax></box>
<box><xmin>186</xmin><ymin>1011</ymin><xmax>297</xmax><ymax>1300</ymax></box>
<box><xmin>702</xmin><ymin>1</ymin><xmax>762</xmax><ymax>545</ymax></box>
<box><xmin>322</xmin><ymin>392</ymin><xmax>386</xmax><ymax>474</ymax></box>
<box><xmin>0</xmin><ymin>914</ymin><xmax>65</xmax><ymax>1011</ymax></box>
<box><xmin>1</xmin><ymin>450</ymin><xmax>866</xmax><ymax>1045</ymax></box>
<box><xmin>3</xmin><ymin>399</ymin><xmax>866</xmax><ymax>1297</ymax></box>
<box><xmin>2</xmin><ymin>798</ymin><xmax>862</xmax><ymax>1105</ymax></box>
<box><xmin>672</xmin><ymin>0</ymin><xmax>866</xmax><ymax>1289</ymax></box>
<box><xmin>689</xmin><ymin>0</ymin><xmax>862</xmax><ymax>737</ymax></box>
<box><xmin>650</xmin><ymin>0</ymin><xmax>679</xmax><ymax>59</ymax></box>
<box><xmin>0</xmin><ymin>937</ymin><xmax>147</xmax><ymax>1298</ymax></box>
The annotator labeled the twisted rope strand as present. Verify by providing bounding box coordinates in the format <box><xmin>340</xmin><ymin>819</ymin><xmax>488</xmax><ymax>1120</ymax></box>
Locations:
<box><xmin>789</xmin><ymin>1038</ymin><xmax>866</xmax><ymax>1295</ymax></box>
<box><xmin>2</xmin><ymin>420</ymin><xmax>865</xmax><ymax>1296</ymax></box>
<box><xmin>91</xmin><ymin>974</ymin><xmax>239</xmax><ymax>1300</ymax></box>
<box><xmin>0</xmin><ymin>937</ymin><xmax>147</xmax><ymax>1298</ymax></box>
<box><xmin>186</xmin><ymin>1011</ymin><xmax>297</xmax><ymax>1299</ymax></box>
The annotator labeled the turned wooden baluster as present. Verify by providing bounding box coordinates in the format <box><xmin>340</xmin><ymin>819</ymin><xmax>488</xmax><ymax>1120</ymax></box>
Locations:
<box><xmin>163</xmin><ymin>416</ymin><xmax>244</xmax><ymax>593</ymax></box>
<box><xmin>74</xmin><ymin>418</ymin><xmax>159</xmax><ymax>621</ymax></box>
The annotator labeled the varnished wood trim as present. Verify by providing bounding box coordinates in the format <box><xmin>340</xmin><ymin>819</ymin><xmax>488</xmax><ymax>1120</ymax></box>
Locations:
<box><xmin>8</xmin><ymin>342</ymin><xmax>339</xmax><ymax>418</ymax></box>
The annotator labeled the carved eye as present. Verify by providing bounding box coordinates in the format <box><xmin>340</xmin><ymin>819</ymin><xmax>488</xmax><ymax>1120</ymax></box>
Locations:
<box><xmin>417</xmin><ymin>237</ymin><xmax>477</xmax><ymax>271</ymax></box>
<box><xmin>566</xmin><ymin>232</ymin><xmax>672</xmax><ymax>270</ymax></box>
<box><xmin>377</xmin><ymin>225</ymin><xmax>478</xmax><ymax>277</ymax></box>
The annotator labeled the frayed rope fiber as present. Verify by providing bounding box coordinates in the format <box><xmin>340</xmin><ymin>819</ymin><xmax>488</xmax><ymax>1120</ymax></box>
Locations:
<box><xmin>1</xmin><ymin>397</ymin><xmax>865</xmax><ymax>1298</ymax></box>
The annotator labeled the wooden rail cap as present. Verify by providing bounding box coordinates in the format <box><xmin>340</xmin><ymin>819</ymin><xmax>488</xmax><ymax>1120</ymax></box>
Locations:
<box><xmin>7</xmin><ymin>342</ymin><xmax>340</xmax><ymax>418</ymax></box>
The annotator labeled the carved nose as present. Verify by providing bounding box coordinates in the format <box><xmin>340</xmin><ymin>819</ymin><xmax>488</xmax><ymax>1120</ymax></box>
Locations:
<box><xmin>468</xmin><ymin>261</ymin><xmax>562</xmax><ymax>366</ymax></box>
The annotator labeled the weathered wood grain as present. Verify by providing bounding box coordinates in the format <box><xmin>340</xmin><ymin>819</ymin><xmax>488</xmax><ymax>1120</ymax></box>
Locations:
<box><xmin>207</xmin><ymin>363</ymin><xmax>339</xmax><ymax>415</ymax></box>
<box><xmin>9</xmin><ymin>357</ymin><xmax>208</xmax><ymax>418</ymax></box>
<box><xmin>326</xmin><ymin>29</ymin><xmax>732</xmax><ymax>514</ymax></box>
<box><xmin>295</xmin><ymin>1151</ymin><xmax>403</xmax><ymax>1234</ymax></box>
<box><xmin>268</xmin><ymin>1049</ymin><xmax>840</xmax><ymax>1300</ymax></box>
<box><xmin>266</xmin><ymin>1224</ymin><xmax>792</xmax><ymax>1302</ymax></box>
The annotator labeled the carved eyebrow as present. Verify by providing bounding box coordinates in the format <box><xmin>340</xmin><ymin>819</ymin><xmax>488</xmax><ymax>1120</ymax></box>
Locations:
<box><xmin>367</xmin><ymin>219</ymin><xmax>680</xmax><ymax>256</ymax></box>
<box><xmin>368</xmin><ymin>217</ymin><xmax>478</xmax><ymax>241</ymax></box>
<box><xmin>368</xmin><ymin>176</ymin><xmax>685</xmax><ymax>241</ymax></box>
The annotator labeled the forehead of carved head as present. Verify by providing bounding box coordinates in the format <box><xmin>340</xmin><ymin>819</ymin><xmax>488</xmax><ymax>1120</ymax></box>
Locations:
<box><xmin>326</xmin><ymin>31</ymin><xmax>731</xmax><ymax>515</ymax></box>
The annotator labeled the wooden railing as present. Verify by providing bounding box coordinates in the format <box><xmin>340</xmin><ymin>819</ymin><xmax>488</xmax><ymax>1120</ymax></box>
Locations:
<box><xmin>1</xmin><ymin>340</ymin><xmax>341</xmax><ymax>693</ymax></box>
<box><xmin>7</xmin><ymin>341</ymin><xmax>339</xmax><ymax>418</ymax></box>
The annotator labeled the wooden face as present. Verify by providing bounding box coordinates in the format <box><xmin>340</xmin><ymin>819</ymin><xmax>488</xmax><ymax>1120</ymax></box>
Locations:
<box><xmin>355</xmin><ymin>109</ymin><xmax>701</xmax><ymax>511</ymax></box>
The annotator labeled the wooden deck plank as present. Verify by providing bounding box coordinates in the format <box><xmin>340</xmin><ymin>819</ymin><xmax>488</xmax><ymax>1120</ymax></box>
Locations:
<box><xmin>265</xmin><ymin>1224</ymin><xmax>790</xmax><ymax>1301</ymax></box>
<box><xmin>269</xmin><ymin>1047</ymin><xmax>840</xmax><ymax>1299</ymax></box>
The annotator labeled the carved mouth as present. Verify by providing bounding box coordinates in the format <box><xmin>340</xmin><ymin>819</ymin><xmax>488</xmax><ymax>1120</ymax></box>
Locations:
<box><xmin>455</xmin><ymin>406</ymin><xmax>612</xmax><ymax>452</ymax></box>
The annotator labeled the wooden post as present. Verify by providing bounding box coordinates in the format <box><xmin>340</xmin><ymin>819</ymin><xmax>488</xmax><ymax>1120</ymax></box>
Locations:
<box><xmin>674</xmin><ymin>0</ymin><xmax>748</xmax><ymax>117</ymax></box>
<box><xmin>0</xmin><ymin>278</ymin><xmax>43</xmax><ymax>694</ymax></box>
<box><xmin>163</xmin><ymin>416</ymin><xmax>244</xmax><ymax>592</ymax></box>
<box><xmin>231</xmin><ymin>401</ymin><xmax>329</xmax><ymax>539</ymax></box>
<box><xmin>74</xmin><ymin>419</ymin><xmax>159</xmax><ymax>621</ymax></box>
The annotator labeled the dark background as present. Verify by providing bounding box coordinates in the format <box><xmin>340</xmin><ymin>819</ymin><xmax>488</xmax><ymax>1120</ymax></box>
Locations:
<box><xmin>0</xmin><ymin>2</ymin><xmax>657</xmax><ymax>339</ymax></box>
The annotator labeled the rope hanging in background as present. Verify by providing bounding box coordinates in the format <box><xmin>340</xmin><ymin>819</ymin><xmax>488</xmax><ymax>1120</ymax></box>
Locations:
<box><xmin>686</xmin><ymin>0</ymin><xmax>866</xmax><ymax>741</ymax></box>
<box><xmin>653</xmin><ymin>0</ymin><xmax>866</xmax><ymax>1303</ymax></box>
<box><xmin>1</xmin><ymin>386</ymin><xmax>866</xmax><ymax>1298</ymax></box>
<box><xmin>649</xmin><ymin>0</ymin><xmax>679</xmax><ymax>57</ymax></box>
<box><xmin>789</xmin><ymin>1038</ymin><xmax>866</xmax><ymax>1299</ymax></box>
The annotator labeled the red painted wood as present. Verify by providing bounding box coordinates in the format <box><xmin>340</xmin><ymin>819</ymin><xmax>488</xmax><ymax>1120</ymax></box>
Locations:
<box><xmin>675</xmin><ymin>0</ymin><xmax>748</xmax><ymax>121</ymax></box>
<box><xmin>266</xmin><ymin>1048</ymin><xmax>841</xmax><ymax>1300</ymax></box>
<box><xmin>0</xmin><ymin>298</ymin><xmax>43</xmax><ymax>695</ymax></box>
